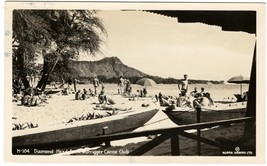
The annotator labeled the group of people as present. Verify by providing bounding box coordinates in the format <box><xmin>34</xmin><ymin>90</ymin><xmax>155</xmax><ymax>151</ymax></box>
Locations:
<box><xmin>74</xmin><ymin>77</ymin><xmax>116</xmax><ymax>105</ymax></box>
<box><xmin>177</xmin><ymin>74</ymin><xmax>214</xmax><ymax>108</ymax></box>
<box><xmin>156</xmin><ymin>74</ymin><xmax>214</xmax><ymax>108</ymax></box>
<box><xmin>13</xmin><ymin>87</ymin><xmax>48</xmax><ymax>107</ymax></box>
<box><xmin>75</xmin><ymin>88</ymin><xmax>94</xmax><ymax>100</ymax></box>
<box><xmin>117</xmin><ymin>76</ymin><xmax>132</xmax><ymax>96</ymax></box>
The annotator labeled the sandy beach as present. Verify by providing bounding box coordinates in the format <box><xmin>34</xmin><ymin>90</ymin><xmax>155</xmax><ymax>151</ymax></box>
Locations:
<box><xmin>12</xmin><ymin>92</ymin><xmax>157</xmax><ymax>129</ymax></box>
<box><xmin>12</xmin><ymin>88</ymin><xmax>254</xmax><ymax>156</ymax></box>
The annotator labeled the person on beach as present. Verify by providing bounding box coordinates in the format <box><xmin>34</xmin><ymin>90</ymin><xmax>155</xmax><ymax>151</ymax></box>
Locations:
<box><xmin>158</xmin><ymin>92</ymin><xmax>172</xmax><ymax>106</ymax></box>
<box><xmin>125</xmin><ymin>79</ymin><xmax>132</xmax><ymax>96</ymax></box>
<box><xmin>242</xmin><ymin>91</ymin><xmax>249</xmax><ymax>101</ymax></box>
<box><xmin>21</xmin><ymin>88</ymin><xmax>47</xmax><ymax>106</ymax></box>
<box><xmin>88</xmin><ymin>88</ymin><xmax>94</xmax><ymax>97</ymax></box>
<box><xmin>21</xmin><ymin>88</ymin><xmax>32</xmax><ymax>106</ymax></box>
<box><xmin>193</xmin><ymin>92</ymin><xmax>214</xmax><ymax>108</ymax></box>
<box><xmin>143</xmin><ymin>88</ymin><xmax>147</xmax><ymax>97</ymax></box>
<box><xmin>13</xmin><ymin>90</ymin><xmax>23</xmax><ymax>102</ymax></box>
<box><xmin>93</xmin><ymin>76</ymin><xmax>100</xmax><ymax>95</ymax></box>
<box><xmin>13</xmin><ymin>78</ymin><xmax>23</xmax><ymax>94</ymax></box>
<box><xmin>200</xmin><ymin>87</ymin><xmax>206</xmax><ymax>96</ymax></box>
<box><xmin>82</xmin><ymin>89</ymin><xmax>88</xmax><ymax>100</ymax></box>
<box><xmin>177</xmin><ymin>74</ymin><xmax>191</xmax><ymax>107</ymax></box>
<box><xmin>29</xmin><ymin>88</ymin><xmax>43</xmax><ymax>106</ymax></box>
<box><xmin>190</xmin><ymin>87</ymin><xmax>198</xmax><ymax>97</ymax></box>
<box><xmin>73</xmin><ymin>78</ymin><xmax>78</xmax><ymax>92</ymax></box>
<box><xmin>75</xmin><ymin>90</ymin><xmax>82</xmax><ymax>100</ymax></box>
<box><xmin>118</xmin><ymin>76</ymin><xmax>125</xmax><ymax>94</ymax></box>
<box><xmin>98</xmin><ymin>86</ymin><xmax>107</xmax><ymax>104</ymax></box>
<box><xmin>178</xmin><ymin>74</ymin><xmax>189</xmax><ymax>97</ymax></box>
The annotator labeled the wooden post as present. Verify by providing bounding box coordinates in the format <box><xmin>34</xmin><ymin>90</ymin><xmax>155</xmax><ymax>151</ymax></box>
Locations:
<box><xmin>102</xmin><ymin>126</ymin><xmax>111</xmax><ymax>147</ymax></box>
<box><xmin>196</xmin><ymin>107</ymin><xmax>201</xmax><ymax>156</ymax></box>
<box><xmin>171</xmin><ymin>134</ymin><xmax>180</xmax><ymax>156</ymax></box>
<box><xmin>245</xmin><ymin>44</ymin><xmax>256</xmax><ymax>125</ymax></box>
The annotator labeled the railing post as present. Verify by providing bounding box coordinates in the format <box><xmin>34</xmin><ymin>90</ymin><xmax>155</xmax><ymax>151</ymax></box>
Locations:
<box><xmin>102</xmin><ymin>126</ymin><xmax>111</xmax><ymax>147</ymax></box>
<box><xmin>196</xmin><ymin>107</ymin><xmax>201</xmax><ymax>156</ymax></box>
<box><xmin>171</xmin><ymin>133</ymin><xmax>180</xmax><ymax>156</ymax></box>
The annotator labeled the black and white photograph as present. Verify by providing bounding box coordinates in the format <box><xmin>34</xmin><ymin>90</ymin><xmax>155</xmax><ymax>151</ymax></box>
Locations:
<box><xmin>4</xmin><ymin>1</ymin><xmax>265</xmax><ymax>164</ymax></box>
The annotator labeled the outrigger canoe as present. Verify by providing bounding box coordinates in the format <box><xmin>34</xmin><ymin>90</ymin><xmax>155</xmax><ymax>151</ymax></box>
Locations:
<box><xmin>163</xmin><ymin>103</ymin><xmax>246</xmax><ymax>125</ymax></box>
<box><xmin>12</xmin><ymin>105</ymin><xmax>159</xmax><ymax>151</ymax></box>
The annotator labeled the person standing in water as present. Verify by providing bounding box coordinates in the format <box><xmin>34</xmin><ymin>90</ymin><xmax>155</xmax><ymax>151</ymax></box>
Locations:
<box><xmin>178</xmin><ymin>74</ymin><xmax>189</xmax><ymax>97</ymax></box>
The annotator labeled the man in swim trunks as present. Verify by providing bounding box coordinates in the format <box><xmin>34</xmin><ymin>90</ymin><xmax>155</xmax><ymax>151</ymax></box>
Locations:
<box><xmin>178</xmin><ymin>74</ymin><xmax>189</xmax><ymax>96</ymax></box>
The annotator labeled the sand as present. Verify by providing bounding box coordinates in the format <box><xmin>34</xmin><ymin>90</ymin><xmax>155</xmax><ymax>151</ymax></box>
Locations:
<box><xmin>12</xmin><ymin>92</ymin><xmax>156</xmax><ymax>129</ymax></box>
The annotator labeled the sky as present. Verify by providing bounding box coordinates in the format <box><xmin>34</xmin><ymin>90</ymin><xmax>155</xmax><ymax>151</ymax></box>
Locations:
<box><xmin>79</xmin><ymin>10</ymin><xmax>256</xmax><ymax>81</ymax></box>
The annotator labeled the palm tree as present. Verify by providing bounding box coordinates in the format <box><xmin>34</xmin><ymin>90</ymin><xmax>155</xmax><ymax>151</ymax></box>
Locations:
<box><xmin>12</xmin><ymin>10</ymin><xmax>107</xmax><ymax>90</ymax></box>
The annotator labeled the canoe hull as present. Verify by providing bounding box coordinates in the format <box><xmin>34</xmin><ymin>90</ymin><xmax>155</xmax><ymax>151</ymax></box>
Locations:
<box><xmin>163</xmin><ymin>107</ymin><xmax>246</xmax><ymax>125</ymax></box>
<box><xmin>13</xmin><ymin>108</ymin><xmax>159</xmax><ymax>148</ymax></box>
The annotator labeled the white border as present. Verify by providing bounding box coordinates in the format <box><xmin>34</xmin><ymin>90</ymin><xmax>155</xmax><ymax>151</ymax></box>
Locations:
<box><xmin>3</xmin><ymin>1</ymin><xmax>266</xmax><ymax>164</ymax></box>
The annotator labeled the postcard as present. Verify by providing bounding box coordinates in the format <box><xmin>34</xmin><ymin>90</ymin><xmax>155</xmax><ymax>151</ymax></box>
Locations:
<box><xmin>4</xmin><ymin>1</ymin><xmax>265</xmax><ymax>164</ymax></box>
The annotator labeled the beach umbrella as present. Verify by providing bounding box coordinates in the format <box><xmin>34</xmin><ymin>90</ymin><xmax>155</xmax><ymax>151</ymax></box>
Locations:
<box><xmin>227</xmin><ymin>75</ymin><xmax>250</xmax><ymax>95</ymax></box>
<box><xmin>136</xmin><ymin>78</ymin><xmax>157</xmax><ymax>87</ymax></box>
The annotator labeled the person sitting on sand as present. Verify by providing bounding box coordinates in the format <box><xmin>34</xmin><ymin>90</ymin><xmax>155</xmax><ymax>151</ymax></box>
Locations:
<box><xmin>21</xmin><ymin>88</ymin><xmax>46</xmax><ymax>106</ymax></box>
<box><xmin>21</xmin><ymin>88</ymin><xmax>33</xmax><ymax>106</ymax></box>
<box><xmin>82</xmin><ymin>89</ymin><xmax>88</xmax><ymax>100</ymax></box>
<box><xmin>13</xmin><ymin>90</ymin><xmax>23</xmax><ymax>103</ymax></box>
<box><xmin>137</xmin><ymin>89</ymin><xmax>144</xmax><ymax>97</ymax></box>
<box><xmin>98</xmin><ymin>86</ymin><xmax>107</xmax><ymax>104</ymax></box>
<box><xmin>143</xmin><ymin>88</ymin><xmax>147</xmax><ymax>97</ymax></box>
<box><xmin>75</xmin><ymin>90</ymin><xmax>82</xmax><ymax>100</ymax></box>
<box><xmin>88</xmin><ymin>88</ymin><xmax>94</xmax><ymax>97</ymax></box>
<box><xmin>29</xmin><ymin>88</ymin><xmax>42</xmax><ymax>106</ymax></box>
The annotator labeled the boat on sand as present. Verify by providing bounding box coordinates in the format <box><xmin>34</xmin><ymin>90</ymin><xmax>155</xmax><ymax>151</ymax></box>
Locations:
<box><xmin>12</xmin><ymin>104</ymin><xmax>159</xmax><ymax>149</ymax></box>
<box><xmin>163</xmin><ymin>102</ymin><xmax>246</xmax><ymax>125</ymax></box>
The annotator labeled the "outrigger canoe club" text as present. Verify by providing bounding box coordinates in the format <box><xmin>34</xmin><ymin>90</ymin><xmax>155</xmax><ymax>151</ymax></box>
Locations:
<box><xmin>31</xmin><ymin>148</ymin><xmax>129</xmax><ymax>155</ymax></box>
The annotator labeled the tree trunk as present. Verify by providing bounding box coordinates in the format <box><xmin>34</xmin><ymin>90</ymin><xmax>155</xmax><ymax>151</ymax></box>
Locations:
<box><xmin>16</xmin><ymin>47</ymin><xmax>30</xmax><ymax>89</ymax></box>
<box><xmin>37</xmin><ymin>58</ymin><xmax>50</xmax><ymax>91</ymax></box>
<box><xmin>37</xmin><ymin>56</ymin><xmax>60</xmax><ymax>91</ymax></box>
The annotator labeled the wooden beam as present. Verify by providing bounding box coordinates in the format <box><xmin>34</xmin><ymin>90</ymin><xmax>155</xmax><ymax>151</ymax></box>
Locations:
<box><xmin>171</xmin><ymin>134</ymin><xmax>180</xmax><ymax>156</ymax></box>
<box><xmin>128</xmin><ymin>134</ymin><xmax>170</xmax><ymax>156</ymax></box>
<box><xmin>196</xmin><ymin>107</ymin><xmax>201</xmax><ymax>155</ymax></box>
<box><xmin>244</xmin><ymin>43</ymin><xmax>256</xmax><ymax>138</ymax></box>
<box><xmin>246</xmin><ymin>43</ymin><xmax>256</xmax><ymax>117</ymax></box>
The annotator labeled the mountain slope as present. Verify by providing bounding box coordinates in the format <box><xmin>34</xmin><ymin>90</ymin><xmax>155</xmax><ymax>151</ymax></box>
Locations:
<box><xmin>69</xmin><ymin>56</ymin><xmax>148</xmax><ymax>78</ymax></box>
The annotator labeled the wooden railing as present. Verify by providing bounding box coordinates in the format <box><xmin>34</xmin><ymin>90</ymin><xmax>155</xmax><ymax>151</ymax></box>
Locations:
<box><xmin>13</xmin><ymin>116</ymin><xmax>255</xmax><ymax>156</ymax></box>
